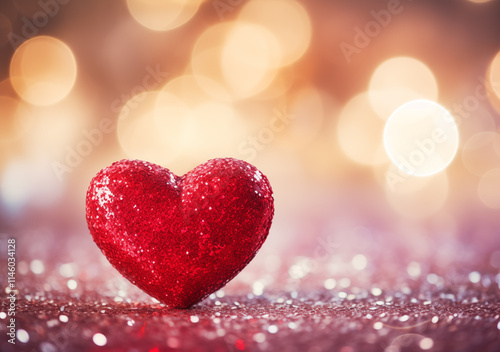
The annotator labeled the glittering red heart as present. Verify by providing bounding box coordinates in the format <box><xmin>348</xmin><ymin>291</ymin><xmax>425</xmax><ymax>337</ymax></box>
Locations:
<box><xmin>85</xmin><ymin>158</ymin><xmax>274</xmax><ymax>308</ymax></box>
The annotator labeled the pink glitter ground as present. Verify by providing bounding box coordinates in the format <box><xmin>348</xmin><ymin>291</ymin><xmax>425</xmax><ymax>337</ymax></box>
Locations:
<box><xmin>1</xmin><ymin>231</ymin><xmax>499</xmax><ymax>351</ymax></box>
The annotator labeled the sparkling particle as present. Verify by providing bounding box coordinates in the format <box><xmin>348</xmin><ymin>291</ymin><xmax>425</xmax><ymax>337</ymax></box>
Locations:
<box><xmin>419</xmin><ymin>338</ymin><xmax>434</xmax><ymax>350</ymax></box>
<box><xmin>86</xmin><ymin>158</ymin><xmax>274</xmax><ymax>308</ymax></box>
<box><xmin>167</xmin><ymin>337</ymin><xmax>180</xmax><ymax>348</ymax></box>
<box><xmin>339</xmin><ymin>347</ymin><xmax>354</xmax><ymax>352</ymax></box>
<box><xmin>67</xmin><ymin>279</ymin><xmax>78</xmax><ymax>290</ymax></box>
<box><xmin>17</xmin><ymin>329</ymin><xmax>29</xmax><ymax>343</ymax></box>
<box><xmin>324</xmin><ymin>278</ymin><xmax>336</xmax><ymax>290</ymax></box>
<box><xmin>190</xmin><ymin>315</ymin><xmax>200</xmax><ymax>323</ymax></box>
<box><xmin>352</xmin><ymin>254</ymin><xmax>368</xmax><ymax>270</ymax></box>
<box><xmin>371</xmin><ymin>288</ymin><xmax>382</xmax><ymax>296</ymax></box>
<box><xmin>407</xmin><ymin>262</ymin><xmax>421</xmax><ymax>277</ymax></box>
<box><xmin>497</xmin><ymin>321</ymin><xmax>500</xmax><ymax>330</ymax></box>
<box><xmin>288</xmin><ymin>322</ymin><xmax>297</xmax><ymax>329</ymax></box>
<box><xmin>432</xmin><ymin>316</ymin><xmax>439</xmax><ymax>324</ymax></box>
<box><xmin>0</xmin><ymin>312</ymin><xmax>6</xmax><ymax>319</ymax></box>
<box><xmin>339</xmin><ymin>278</ymin><xmax>351</xmax><ymax>288</ymax></box>
<box><xmin>127</xmin><ymin>320</ymin><xmax>135</xmax><ymax>326</ymax></box>
<box><xmin>469</xmin><ymin>271</ymin><xmax>481</xmax><ymax>283</ymax></box>
<box><xmin>289</xmin><ymin>258</ymin><xmax>312</xmax><ymax>279</ymax></box>
<box><xmin>235</xmin><ymin>339</ymin><xmax>245</xmax><ymax>350</ymax></box>
<box><xmin>59</xmin><ymin>315</ymin><xmax>68</xmax><ymax>323</ymax></box>
<box><xmin>399</xmin><ymin>315</ymin><xmax>410</xmax><ymax>322</ymax></box>
<box><xmin>30</xmin><ymin>260</ymin><xmax>45</xmax><ymax>274</ymax></box>
<box><xmin>253</xmin><ymin>281</ymin><xmax>265</xmax><ymax>296</ymax></box>
<box><xmin>59</xmin><ymin>263</ymin><xmax>77</xmax><ymax>277</ymax></box>
<box><xmin>373</xmin><ymin>322</ymin><xmax>383</xmax><ymax>330</ymax></box>
<box><xmin>490</xmin><ymin>251</ymin><xmax>500</xmax><ymax>268</ymax></box>
<box><xmin>268</xmin><ymin>325</ymin><xmax>278</xmax><ymax>334</ymax></box>
<box><xmin>92</xmin><ymin>333</ymin><xmax>107</xmax><ymax>346</ymax></box>
<box><xmin>254</xmin><ymin>332</ymin><xmax>266</xmax><ymax>343</ymax></box>
<box><xmin>40</xmin><ymin>342</ymin><xmax>56</xmax><ymax>352</ymax></box>
<box><xmin>18</xmin><ymin>261</ymin><xmax>29</xmax><ymax>275</ymax></box>
<box><xmin>427</xmin><ymin>273</ymin><xmax>439</xmax><ymax>285</ymax></box>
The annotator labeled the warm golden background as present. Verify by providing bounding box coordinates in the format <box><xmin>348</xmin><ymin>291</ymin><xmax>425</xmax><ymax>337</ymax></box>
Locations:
<box><xmin>1</xmin><ymin>0</ymin><xmax>500</xmax><ymax>295</ymax></box>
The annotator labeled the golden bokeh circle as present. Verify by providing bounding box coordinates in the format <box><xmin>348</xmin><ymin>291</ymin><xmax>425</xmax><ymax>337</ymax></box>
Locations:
<box><xmin>488</xmin><ymin>51</ymin><xmax>500</xmax><ymax>108</ymax></box>
<box><xmin>221</xmin><ymin>22</ymin><xmax>281</xmax><ymax>99</ymax></box>
<box><xmin>478</xmin><ymin>168</ymin><xmax>500</xmax><ymax>209</ymax></box>
<box><xmin>117</xmin><ymin>90</ymin><xmax>191</xmax><ymax>165</ymax></box>
<box><xmin>10</xmin><ymin>36</ymin><xmax>77</xmax><ymax>106</ymax></box>
<box><xmin>0</xmin><ymin>96</ymin><xmax>32</xmax><ymax>143</ymax></box>
<box><xmin>461</xmin><ymin>132</ymin><xmax>500</xmax><ymax>176</ymax></box>
<box><xmin>383</xmin><ymin>100</ymin><xmax>459</xmax><ymax>177</ymax></box>
<box><xmin>126</xmin><ymin>0</ymin><xmax>202</xmax><ymax>31</ymax></box>
<box><xmin>369</xmin><ymin>57</ymin><xmax>438</xmax><ymax>120</ymax></box>
<box><xmin>238</xmin><ymin>0</ymin><xmax>312</xmax><ymax>67</ymax></box>
<box><xmin>337</xmin><ymin>92</ymin><xmax>388</xmax><ymax>166</ymax></box>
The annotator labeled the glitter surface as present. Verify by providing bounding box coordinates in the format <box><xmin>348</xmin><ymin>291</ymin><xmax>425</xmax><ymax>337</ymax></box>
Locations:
<box><xmin>1</xmin><ymin>234</ymin><xmax>500</xmax><ymax>351</ymax></box>
<box><xmin>1</xmin><ymin>274</ymin><xmax>499</xmax><ymax>352</ymax></box>
<box><xmin>85</xmin><ymin>158</ymin><xmax>274</xmax><ymax>308</ymax></box>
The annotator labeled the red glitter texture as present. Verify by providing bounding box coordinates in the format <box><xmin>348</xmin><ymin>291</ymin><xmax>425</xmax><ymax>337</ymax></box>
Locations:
<box><xmin>85</xmin><ymin>158</ymin><xmax>274</xmax><ymax>308</ymax></box>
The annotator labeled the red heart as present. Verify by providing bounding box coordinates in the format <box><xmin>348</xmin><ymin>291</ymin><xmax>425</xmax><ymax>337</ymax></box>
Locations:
<box><xmin>86</xmin><ymin>158</ymin><xmax>274</xmax><ymax>308</ymax></box>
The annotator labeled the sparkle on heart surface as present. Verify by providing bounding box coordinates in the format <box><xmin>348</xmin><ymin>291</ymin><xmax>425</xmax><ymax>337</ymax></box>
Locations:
<box><xmin>86</xmin><ymin>158</ymin><xmax>274</xmax><ymax>308</ymax></box>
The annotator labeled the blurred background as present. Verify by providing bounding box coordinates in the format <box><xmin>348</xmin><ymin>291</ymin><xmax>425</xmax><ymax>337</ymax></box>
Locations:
<box><xmin>1</xmin><ymin>0</ymin><xmax>500</xmax><ymax>301</ymax></box>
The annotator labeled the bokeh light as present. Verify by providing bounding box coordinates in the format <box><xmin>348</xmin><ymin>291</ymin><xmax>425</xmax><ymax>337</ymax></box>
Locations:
<box><xmin>383</xmin><ymin>100</ymin><xmax>459</xmax><ymax>177</ymax></box>
<box><xmin>117</xmin><ymin>90</ymin><xmax>191</xmax><ymax>165</ymax></box>
<box><xmin>238</xmin><ymin>0</ymin><xmax>312</xmax><ymax>67</ymax></box>
<box><xmin>21</xmin><ymin>97</ymin><xmax>90</xmax><ymax>159</ymax></box>
<box><xmin>126</xmin><ymin>0</ymin><xmax>202</xmax><ymax>31</ymax></box>
<box><xmin>158</xmin><ymin>74</ymin><xmax>248</xmax><ymax>170</ymax></box>
<box><xmin>0</xmin><ymin>157</ymin><xmax>64</xmax><ymax>213</ymax></box>
<box><xmin>283</xmin><ymin>87</ymin><xmax>328</xmax><ymax>150</ymax></box>
<box><xmin>180</xmin><ymin>100</ymin><xmax>247</xmax><ymax>168</ymax></box>
<box><xmin>337</xmin><ymin>92</ymin><xmax>388</xmax><ymax>166</ymax></box>
<box><xmin>478</xmin><ymin>168</ymin><xmax>500</xmax><ymax>209</ymax></box>
<box><xmin>191</xmin><ymin>20</ymin><xmax>284</xmax><ymax>101</ymax></box>
<box><xmin>368</xmin><ymin>57</ymin><xmax>439</xmax><ymax>120</ymax></box>
<box><xmin>488</xmin><ymin>50</ymin><xmax>500</xmax><ymax>107</ymax></box>
<box><xmin>191</xmin><ymin>22</ymin><xmax>234</xmax><ymax>101</ymax></box>
<box><xmin>221</xmin><ymin>22</ymin><xmax>281</xmax><ymax>99</ymax></box>
<box><xmin>461</xmin><ymin>132</ymin><xmax>500</xmax><ymax>176</ymax></box>
<box><xmin>467</xmin><ymin>0</ymin><xmax>493</xmax><ymax>3</ymax></box>
<box><xmin>0</xmin><ymin>95</ymin><xmax>32</xmax><ymax>143</ymax></box>
<box><xmin>10</xmin><ymin>36</ymin><xmax>77</xmax><ymax>106</ymax></box>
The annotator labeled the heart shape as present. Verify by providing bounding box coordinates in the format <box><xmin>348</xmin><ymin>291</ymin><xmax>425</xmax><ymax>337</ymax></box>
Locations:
<box><xmin>86</xmin><ymin>158</ymin><xmax>274</xmax><ymax>308</ymax></box>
